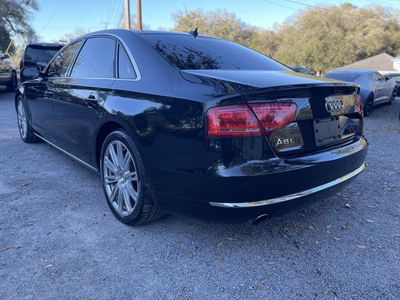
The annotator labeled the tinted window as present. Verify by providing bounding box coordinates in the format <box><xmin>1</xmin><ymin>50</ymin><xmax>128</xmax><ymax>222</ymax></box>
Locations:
<box><xmin>118</xmin><ymin>44</ymin><xmax>137</xmax><ymax>79</ymax></box>
<box><xmin>47</xmin><ymin>42</ymin><xmax>80</xmax><ymax>77</ymax></box>
<box><xmin>143</xmin><ymin>34</ymin><xmax>289</xmax><ymax>71</ymax></box>
<box><xmin>325</xmin><ymin>73</ymin><xmax>361</xmax><ymax>82</ymax></box>
<box><xmin>71</xmin><ymin>37</ymin><xmax>115</xmax><ymax>78</ymax></box>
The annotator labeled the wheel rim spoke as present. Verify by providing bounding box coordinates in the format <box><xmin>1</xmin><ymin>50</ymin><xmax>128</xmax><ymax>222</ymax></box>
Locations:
<box><xmin>104</xmin><ymin>156</ymin><xmax>119</xmax><ymax>174</ymax></box>
<box><xmin>109</xmin><ymin>182</ymin><xmax>120</xmax><ymax>201</ymax></box>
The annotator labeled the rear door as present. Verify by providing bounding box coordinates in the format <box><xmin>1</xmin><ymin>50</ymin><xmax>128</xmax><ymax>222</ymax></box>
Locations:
<box><xmin>375</xmin><ymin>72</ymin><xmax>392</xmax><ymax>102</ymax></box>
<box><xmin>50</xmin><ymin>37</ymin><xmax>116</xmax><ymax>164</ymax></box>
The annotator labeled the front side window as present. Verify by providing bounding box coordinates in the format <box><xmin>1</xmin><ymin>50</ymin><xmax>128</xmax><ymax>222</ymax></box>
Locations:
<box><xmin>47</xmin><ymin>42</ymin><xmax>80</xmax><ymax>77</ymax></box>
<box><xmin>70</xmin><ymin>37</ymin><xmax>116</xmax><ymax>78</ymax></box>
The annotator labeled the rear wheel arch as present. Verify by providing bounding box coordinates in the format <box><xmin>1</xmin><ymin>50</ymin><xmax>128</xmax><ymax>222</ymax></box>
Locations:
<box><xmin>94</xmin><ymin>120</ymin><xmax>143</xmax><ymax>171</ymax></box>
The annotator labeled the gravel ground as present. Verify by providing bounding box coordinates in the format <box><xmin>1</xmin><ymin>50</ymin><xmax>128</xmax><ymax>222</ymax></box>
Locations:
<box><xmin>0</xmin><ymin>87</ymin><xmax>399</xmax><ymax>300</ymax></box>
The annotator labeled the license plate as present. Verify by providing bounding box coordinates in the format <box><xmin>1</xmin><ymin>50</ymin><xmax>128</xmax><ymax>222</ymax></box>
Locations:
<box><xmin>314</xmin><ymin>117</ymin><xmax>341</xmax><ymax>146</ymax></box>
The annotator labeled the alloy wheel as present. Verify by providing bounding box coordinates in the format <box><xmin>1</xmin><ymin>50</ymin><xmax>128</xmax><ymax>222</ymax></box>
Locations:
<box><xmin>102</xmin><ymin>140</ymin><xmax>140</xmax><ymax>217</ymax></box>
<box><xmin>17</xmin><ymin>100</ymin><xmax>28</xmax><ymax>139</ymax></box>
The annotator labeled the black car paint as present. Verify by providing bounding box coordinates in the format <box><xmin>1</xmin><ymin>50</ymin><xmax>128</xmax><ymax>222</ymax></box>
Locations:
<box><xmin>16</xmin><ymin>30</ymin><xmax>368</xmax><ymax>223</ymax></box>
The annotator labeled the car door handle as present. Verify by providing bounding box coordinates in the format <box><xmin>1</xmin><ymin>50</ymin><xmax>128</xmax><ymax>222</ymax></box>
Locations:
<box><xmin>85</xmin><ymin>95</ymin><xmax>98</xmax><ymax>107</ymax></box>
<box><xmin>44</xmin><ymin>91</ymin><xmax>53</xmax><ymax>97</ymax></box>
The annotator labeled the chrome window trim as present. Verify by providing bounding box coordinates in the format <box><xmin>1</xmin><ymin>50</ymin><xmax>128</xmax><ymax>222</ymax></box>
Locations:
<box><xmin>209</xmin><ymin>163</ymin><xmax>365</xmax><ymax>208</ymax></box>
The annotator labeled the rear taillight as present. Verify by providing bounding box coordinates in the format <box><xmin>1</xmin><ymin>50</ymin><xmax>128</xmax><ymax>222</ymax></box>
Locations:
<box><xmin>206</xmin><ymin>103</ymin><xmax>297</xmax><ymax>137</ymax></box>
<box><xmin>355</xmin><ymin>94</ymin><xmax>364</xmax><ymax>117</ymax></box>
<box><xmin>251</xmin><ymin>103</ymin><xmax>297</xmax><ymax>134</ymax></box>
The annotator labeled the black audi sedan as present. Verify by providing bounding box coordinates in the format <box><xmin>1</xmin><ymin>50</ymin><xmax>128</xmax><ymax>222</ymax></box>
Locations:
<box><xmin>16</xmin><ymin>29</ymin><xmax>368</xmax><ymax>225</ymax></box>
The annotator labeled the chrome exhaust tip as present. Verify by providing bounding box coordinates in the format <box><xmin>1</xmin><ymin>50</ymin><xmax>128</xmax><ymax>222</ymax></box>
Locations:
<box><xmin>252</xmin><ymin>213</ymin><xmax>270</xmax><ymax>225</ymax></box>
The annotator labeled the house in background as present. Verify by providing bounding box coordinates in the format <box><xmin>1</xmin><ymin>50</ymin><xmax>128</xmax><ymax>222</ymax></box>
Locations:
<box><xmin>391</xmin><ymin>55</ymin><xmax>400</xmax><ymax>72</ymax></box>
<box><xmin>337</xmin><ymin>53</ymin><xmax>400</xmax><ymax>75</ymax></box>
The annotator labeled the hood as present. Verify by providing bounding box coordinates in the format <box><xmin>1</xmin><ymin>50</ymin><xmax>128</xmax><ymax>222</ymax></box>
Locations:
<box><xmin>181</xmin><ymin>70</ymin><xmax>350</xmax><ymax>92</ymax></box>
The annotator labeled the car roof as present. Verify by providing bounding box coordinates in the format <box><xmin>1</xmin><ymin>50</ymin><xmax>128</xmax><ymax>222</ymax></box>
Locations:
<box><xmin>77</xmin><ymin>29</ymin><xmax>220</xmax><ymax>41</ymax></box>
<box><xmin>26</xmin><ymin>42</ymin><xmax>64</xmax><ymax>47</ymax></box>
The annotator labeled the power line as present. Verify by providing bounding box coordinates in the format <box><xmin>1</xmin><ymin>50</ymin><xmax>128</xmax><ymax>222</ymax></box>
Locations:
<box><xmin>38</xmin><ymin>0</ymin><xmax>68</xmax><ymax>36</ymax></box>
<box><xmin>262</xmin><ymin>0</ymin><xmax>394</xmax><ymax>23</ymax></box>
<box><xmin>74</xmin><ymin>0</ymin><xmax>98</xmax><ymax>31</ymax></box>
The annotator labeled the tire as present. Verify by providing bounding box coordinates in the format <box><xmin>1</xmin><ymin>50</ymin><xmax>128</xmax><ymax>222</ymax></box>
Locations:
<box><xmin>6</xmin><ymin>71</ymin><xmax>18</xmax><ymax>92</ymax></box>
<box><xmin>100</xmin><ymin>130</ymin><xmax>164</xmax><ymax>225</ymax></box>
<box><xmin>388</xmin><ymin>88</ymin><xmax>396</xmax><ymax>105</ymax></box>
<box><xmin>363</xmin><ymin>94</ymin><xmax>374</xmax><ymax>117</ymax></box>
<box><xmin>16</xmin><ymin>96</ymin><xmax>41</xmax><ymax>143</ymax></box>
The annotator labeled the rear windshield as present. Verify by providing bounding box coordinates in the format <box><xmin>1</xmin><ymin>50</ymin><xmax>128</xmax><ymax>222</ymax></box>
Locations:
<box><xmin>25</xmin><ymin>45</ymin><xmax>63</xmax><ymax>63</ymax></box>
<box><xmin>143</xmin><ymin>33</ymin><xmax>290</xmax><ymax>71</ymax></box>
<box><xmin>325</xmin><ymin>73</ymin><xmax>361</xmax><ymax>82</ymax></box>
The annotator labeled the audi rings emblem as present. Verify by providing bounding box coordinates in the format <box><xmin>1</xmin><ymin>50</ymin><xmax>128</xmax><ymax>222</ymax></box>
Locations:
<box><xmin>325</xmin><ymin>97</ymin><xmax>344</xmax><ymax>113</ymax></box>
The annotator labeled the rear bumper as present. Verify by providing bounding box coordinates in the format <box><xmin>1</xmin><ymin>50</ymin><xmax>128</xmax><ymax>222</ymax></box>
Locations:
<box><xmin>153</xmin><ymin>136</ymin><xmax>368</xmax><ymax>222</ymax></box>
<box><xmin>210</xmin><ymin>163</ymin><xmax>365</xmax><ymax>208</ymax></box>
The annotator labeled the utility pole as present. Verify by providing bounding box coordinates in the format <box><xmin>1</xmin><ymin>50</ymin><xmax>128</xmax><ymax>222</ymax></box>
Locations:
<box><xmin>137</xmin><ymin>0</ymin><xmax>142</xmax><ymax>30</ymax></box>
<box><xmin>124</xmin><ymin>0</ymin><xmax>131</xmax><ymax>29</ymax></box>
<box><xmin>101</xmin><ymin>21</ymin><xmax>110</xmax><ymax>29</ymax></box>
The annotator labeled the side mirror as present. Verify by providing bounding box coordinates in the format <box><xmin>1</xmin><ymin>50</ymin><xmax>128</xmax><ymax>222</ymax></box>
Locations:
<box><xmin>21</xmin><ymin>66</ymin><xmax>41</xmax><ymax>81</ymax></box>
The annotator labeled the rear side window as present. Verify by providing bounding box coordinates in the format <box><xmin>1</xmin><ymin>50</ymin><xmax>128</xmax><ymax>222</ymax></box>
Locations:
<box><xmin>70</xmin><ymin>37</ymin><xmax>116</xmax><ymax>78</ymax></box>
<box><xmin>143</xmin><ymin>34</ymin><xmax>290</xmax><ymax>71</ymax></box>
<box><xmin>118</xmin><ymin>44</ymin><xmax>137</xmax><ymax>79</ymax></box>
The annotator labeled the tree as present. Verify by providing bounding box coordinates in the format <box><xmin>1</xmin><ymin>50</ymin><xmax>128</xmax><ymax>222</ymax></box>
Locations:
<box><xmin>171</xmin><ymin>8</ymin><xmax>258</xmax><ymax>47</ymax></box>
<box><xmin>58</xmin><ymin>28</ymin><xmax>90</xmax><ymax>44</ymax></box>
<box><xmin>0</xmin><ymin>0</ymin><xmax>39</xmax><ymax>53</ymax></box>
<box><xmin>249</xmin><ymin>27</ymin><xmax>281</xmax><ymax>58</ymax></box>
<box><xmin>274</xmin><ymin>4</ymin><xmax>400</xmax><ymax>74</ymax></box>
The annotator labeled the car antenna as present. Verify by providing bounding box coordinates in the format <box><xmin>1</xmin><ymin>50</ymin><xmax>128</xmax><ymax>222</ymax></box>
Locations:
<box><xmin>189</xmin><ymin>28</ymin><xmax>198</xmax><ymax>38</ymax></box>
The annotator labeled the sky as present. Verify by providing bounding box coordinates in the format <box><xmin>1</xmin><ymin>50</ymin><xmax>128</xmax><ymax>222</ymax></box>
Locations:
<box><xmin>30</xmin><ymin>0</ymin><xmax>398</xmax><ymax>43</ymax></box>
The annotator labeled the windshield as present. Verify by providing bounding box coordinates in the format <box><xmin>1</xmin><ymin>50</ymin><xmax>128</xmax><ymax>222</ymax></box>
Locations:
<box><xmin>143</xmin><ymin>33</ymin><xmax>291</xmax><ymax>71</ymax></box>
<box><xmin>325</xmin><ymin>73</ymin><xmax>361</xmax><ymax>82</ymax></box>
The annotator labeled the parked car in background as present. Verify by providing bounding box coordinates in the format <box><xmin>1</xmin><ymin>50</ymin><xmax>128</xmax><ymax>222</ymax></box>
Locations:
<box><xmin>385</xmin><ymin>73</ymin><xmax>400</xmax><ymax>96</ymax></box>
<box><xmin>20</xmin><ymin>42</ymin><xmax>63</xmax><ymax>82</ymax></box>
<box><xmin>0</xmin><ymin>51</ymin><xmax>18</xmax><ymax>92</ymax></box>
<box><xmin>324</xmin><ymin>69</ymin><xmax>397</xmax><ymax>116</ymax></box>
<box><xmin>16</xmin><ymin>29</ymin><xmax>368</xmax><ymax>226</ymax></box>
<box><xmin>289</xmin><ymin>65</ymin><xmax>315</xmax><ymax>75</ymax></box>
